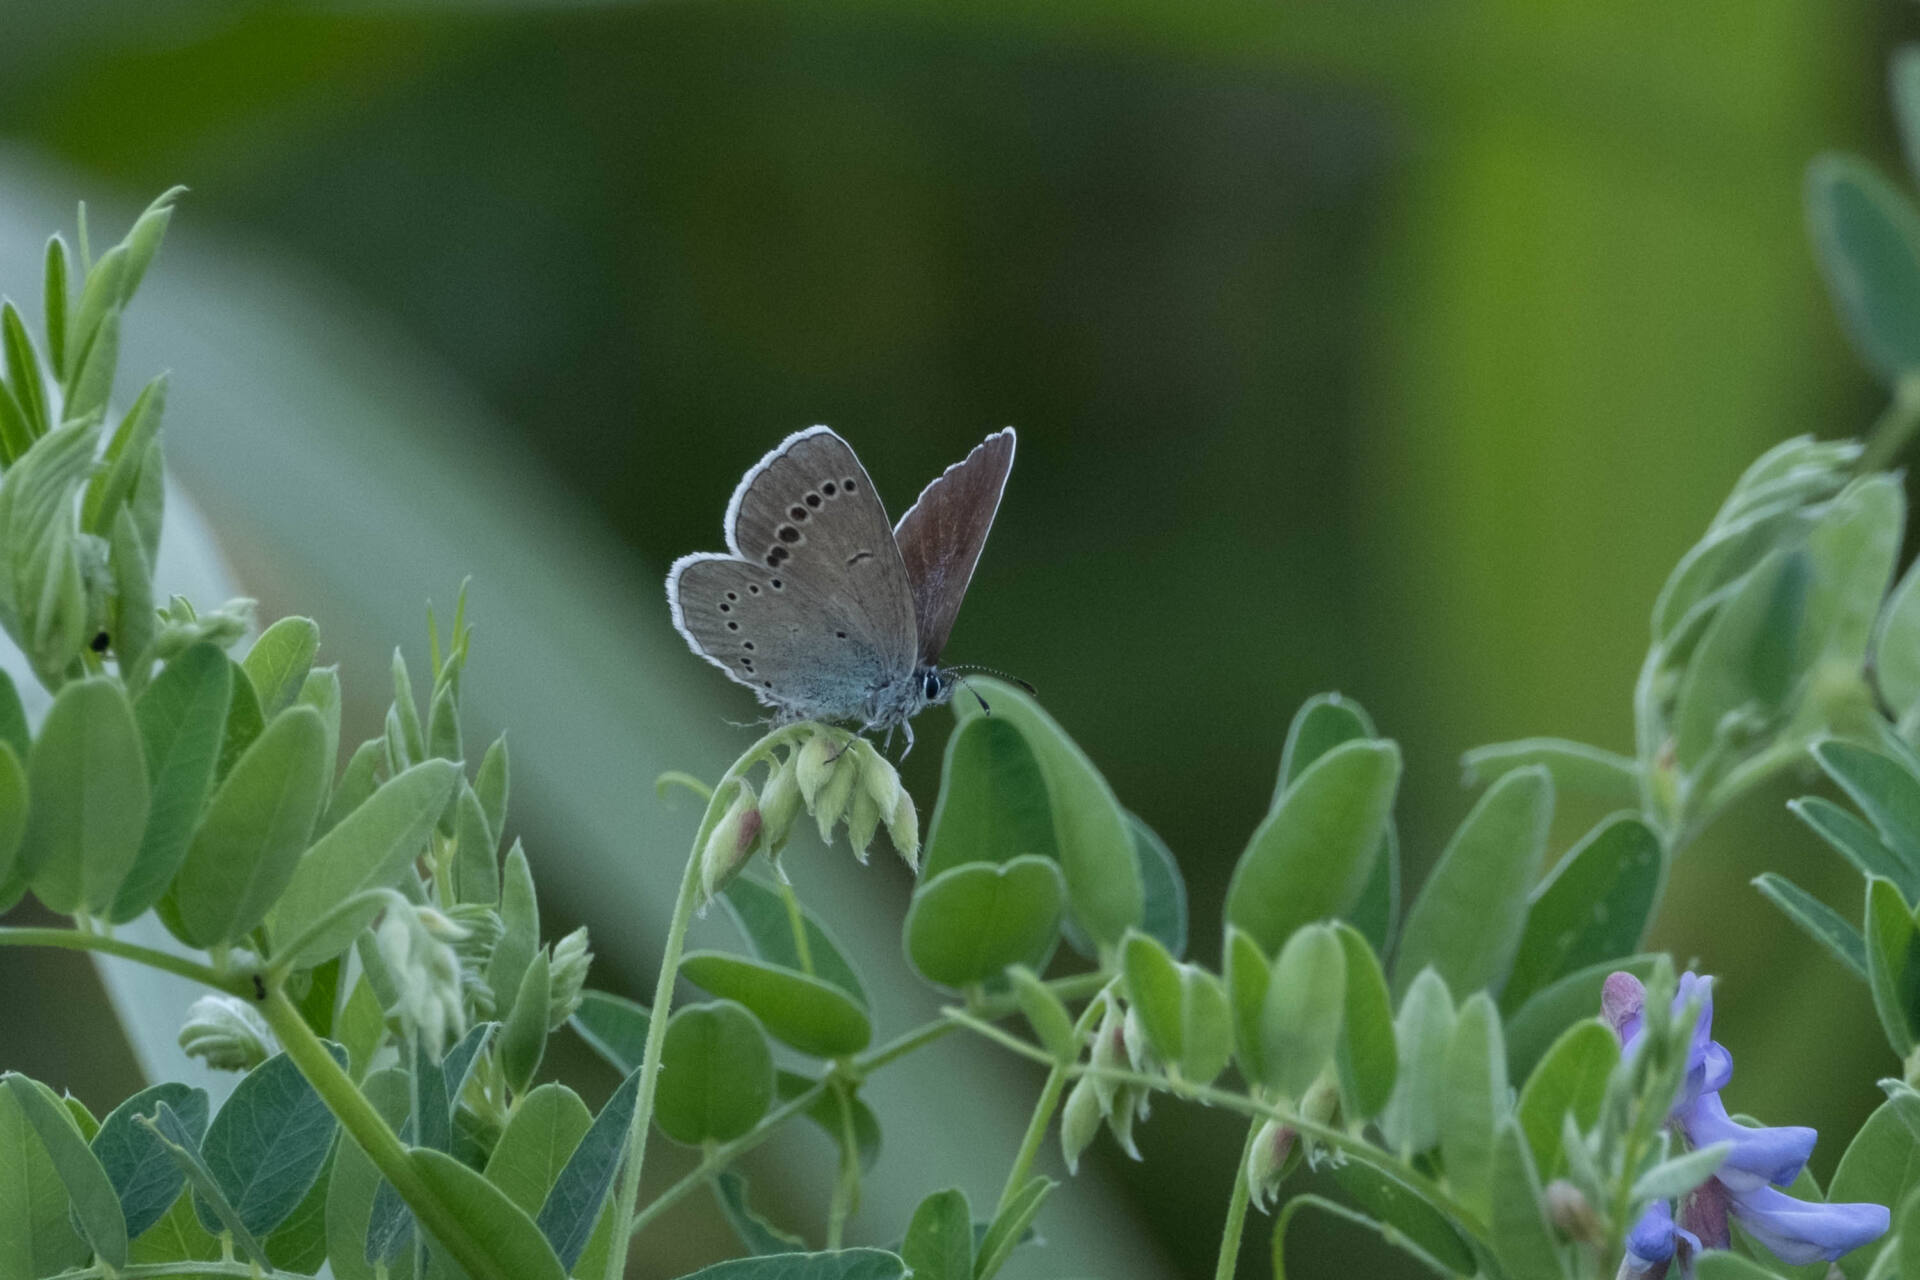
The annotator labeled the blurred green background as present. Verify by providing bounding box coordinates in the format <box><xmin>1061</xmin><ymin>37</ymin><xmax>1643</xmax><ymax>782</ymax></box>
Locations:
<box><xmin>4</xmin><ymin>2</ymin><xmax>1920</xmax><ymax>1275</ymax></box>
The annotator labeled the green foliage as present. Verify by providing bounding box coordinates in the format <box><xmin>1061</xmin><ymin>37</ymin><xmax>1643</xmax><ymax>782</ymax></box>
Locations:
<box><xmin>654</xmin><ymin>1002</ymin><xmax>774</xmax><ymax>1145</ymax></box>
<box><xmin>904</xmin><ymin>856</ymin><xmax>1064</xmax><ymax>988</ymax></box>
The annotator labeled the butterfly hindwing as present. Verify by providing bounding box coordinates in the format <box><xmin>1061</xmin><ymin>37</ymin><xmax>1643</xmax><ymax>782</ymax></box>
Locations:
<box><xmin>668</xmin><ymin>427</ymin><xmax>918</xmax><ymax>720</ymax></box>
<box><xmin>893</xmin><ymin>428</ymin><xmax>1016</xmax><ymax>663</ymax></box>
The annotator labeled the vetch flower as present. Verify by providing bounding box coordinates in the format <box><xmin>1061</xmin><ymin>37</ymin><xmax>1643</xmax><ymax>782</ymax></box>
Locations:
<box><xmin>546</xmin><ymin>925</ymin><xmax>593</xmax><ymax>1029</ymax></box>
<box><xmin>375</xmin><ymin>902</ymin><xmax>467</xmax><ymax>1058</ymax></box>
<box><xmin>1603</xmin><ymin>971</ymin><xmax>1887</xmax><ymax>1277</ymax></box>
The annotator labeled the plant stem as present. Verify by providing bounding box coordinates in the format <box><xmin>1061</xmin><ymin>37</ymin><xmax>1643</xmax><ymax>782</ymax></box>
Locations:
<box><xmin>1213</xmin><ymin>1120</ymin><xmax>1262</xmax><ymax>1280</ymax></box>
<box><xmin>257</xmin><ymin>988</ymin><xmax>511</xmax><ymax>1280</ymax></box>
<box><xmin>601</xmin><ymin>832</ymin><xmax>705</xmax><ymax>1280</ymax></box>
<box><xmin>824</xmin><ymin>1079</ymin><xmax>860</xmax><ymax>1247</ymax></box>
<box><xmin>943</xmin><ymin>1008</ymin><xmax>1488</xmax><ymax>1238</ymax></box>
<box><xmin>991</xmin><ymin>987</ymin><xmax>1108</xmax><ymax>1217</ymax></box>
<box><xmin>0</xmin><ymin>926</ymin><xmax>250</xmax><ymax>995</ymax></box>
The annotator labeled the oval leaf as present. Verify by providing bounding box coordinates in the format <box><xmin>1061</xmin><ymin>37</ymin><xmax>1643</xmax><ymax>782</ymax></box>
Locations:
<box><xmin>655</xmin><ymin>1001</ymin><xmax>775</xmax><ymax>1145</ymax></box>
<box><xmin>720</xmin><ymin>875</ymin><xmax>868</xmax><ymax>1007</ymax></box>
<box><xmin>922</xmin><ymin>714</ymin><xmax>1057</xmax><ymax>878</ymax></box>
<box><xmin>1514</xmin><ymin>1019</ymin><xmax>1617</xmax><ymax>1179</ymax></box>
<box><xmin>677</xmin><ymin>1250</ymin><xmax>907</xmax><ymax>1280</ymax></box>
<box><xmin>680</xmin><ymin>952</ymin><xmax>872</xmax><ymax>1057</ymax></box>
<box><xmin>1394</xmin><ymin>765</ymin><xmax>1553</xmax><ymax>999</ymax></box>
<box><xmin>1225</xmin><ymin>738</ymin><xmax>1401</xmax><ymax>956</ymax></box>
<box><xmin>90</xmin><ymin>1082</ymin><xmax>207</xmax><ymax>1241</ymax></box>
<box><xmin>1331</xmin><ymin>922</ymin><xmax>1397</xmax><ymax>1122</ymax></box>
<box><xmin>112</xmin><ymin>643</ymin><xmax>230</xmax><ymax>921</ymax></box>
<box><xmin>569</xmin><ymin>990</ymin><xmax>649</xmax><ymax>1076</ymax></box>
<box><xmin>21</xmin><ymin>676</ymin><xmax>149</xmax><ymax>916</ymax></box>
<box><xmin>243</xmin><ymin>616</ymin><xmax>319</xmax><ymax>720</ymax></box>
<box><xmin>1262</xmin><ymin>923</ymin><xmax>1346</xmax><ymax>1100</ymax></box>
<box><xmin>409</xmin><ymin>1148</ymin><xmax>565</xmax><ymax>1280</ymax></box>
<box><xmin>536</xmin><ymin>1067</ymin><xmax>639</xmax><ymax>1271</ymax></box>
<box><xmin>1502</xmin><ymin>814</ymin><xmax>1662</xmax><ymax>1011</ymax></box>
<box><xmin>904</xmin><ymin>855</ymin><xmax>1064</xmax><ymax>988</ymax></box>
<box><xmin>953</xmin><ymin>679</ymin><xmax>1140</xmax><ymax>949</ymax></box>
<box><xmin>2</xmin><ymin>1076</ymin><xmax>125</xmax><ymax>1268</ymax></box>
<box><xmin>268</xmin><ymin>758</ymin><xmax>461</xmax><ymax>968</ymax></box>
<box><xmin>486</xmin><ymin>1083</ymin><xmax>592</xmax><ymax>1218</ymax></box>
<box><xmin>1808</xmin><ymin>153</ymin><xmax>1920</xmax><ymax>384</ymax></box>
<box><xmin>170</xmin><ymin>706</ymin><xmax>330</xmax><ymax>947</ymax></box>
<box><xmin>197</xmin><ymin>1046</ymin><xmax>345</xmax><ymax>1239</ymax></box>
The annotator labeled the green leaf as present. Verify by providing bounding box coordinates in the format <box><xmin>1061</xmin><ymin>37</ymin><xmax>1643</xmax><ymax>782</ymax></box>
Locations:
<box><xmin>2</xmin><ymin>1076</ymin><xmax>125</xmax><ymax>1268</ymax></box>
<box><xmin>0</xmin><ymin>1075</ymin><xmax>88</xmax><ymax>1279</ymax></box>
<box><xmin>452</xmin><ymin>782</ymin><xmax>499</xmax><ymax>907</ymax></box>
<box><xmin>325</xmin><ymin>739</ymin><xmax>385</xmax><ymax>834</ymax></box>
<box><xmin>1754</xmin><ymin>872</ymin><xmax>1867</xmax><ymax>979</ymax></box>
<box><xmin>1673</xmin><ymin>547</ymin><xmax>1810</xmax><ymax>768</ymax></box>
<box><xmin>127</xmin><ymin>1194</ymin><xmax>220</xmax><ymax>1266</ymax></box>
<box><xmin>108</xmin><ymin>507</ymin><xmax>155</xmax><ymax>688</ymax></box>
<box><xmin>1502</xmin><ymin>814</ymin><xmax>1662</xmax><ymax>1011</ymax></box>
<box><xmin>0</xmin><ymin>745</ymin><xmax>26</xmax><ymax>898</ymax></box>
<box><xmin>500</xmin><ymin>950</ymin><xmax>552</xmax><ymax>1095</ymax></box>
<box><xmin>427</xmin><ymin>679</ymin><xmax>461</xmax><ymax>764</ymax></box>
<box><xmin>714</xmin><ymin>1168</ymin><xmax>807</xmax><ymax>1255</ymax></box>
<box><xmin>298</xmin><ymin>665</ymin><xmax>342</xmax><ymax>784</ymax></box>
<box><xmin>42</xmin><ymin>236</ymin><xmax>67</xmax><ymax>380</ymax></box>
<box><xmin>1</xmin><ymin>302</ymin><xmax>49</xmax><ymax>439</ymax></box>
<box><xmin>1439</xmin><ymin>993</ymin><xmax>1506</xmax><ymax>1219</ymax></box>
<box><xmin>1224</xmin><ymin>926</ymin><xmax>1272</xmax><ymax>1086</ymax></box>
<box><xmin>1261</xmin><ymin>923</ymin><xmax>1346</xmax><ymax>1100</ymax></box>
<box><xmin>268</xmin><ymin>758</ymin><xmax>461</xmax><ymax>968</ymax></box>
<box><xmin>117</xmin><ymin>187</ymin><xmax>183</xmax><ymax>303</ymax></box>
<box><xmin>1379</xmin><ymin>967</ymin><xmax>1456</xmax><ymax>1157</ymax></box>
<box><xmin>484</xmin><ymin>1082</ymin><xmax>590</xmax><ymax>1219</ymax></box>
<box><xmin>975</xmin><ymin>1176</ymin><xmax>1051</xmax><ymax>1280</ymax></box>
<box><xmin>569</xmin><ymin>990</ymin><xmax>649</xmax><ymax>1075</ymax></box>
<box><xmin>1829</xmin><ymin>1100</ymin><xmax>1914</xmax><ymax>1280</ymax></box>
<box><xmin>1631</xmin><ymin>1141</ymin><xmax>1731</xmax><ymax>1202</ymax></box>
<box><xmin>1792</xmin><ymin>795</ymin><xmax>1916</xmax><ymax>899</ymax></box>
<box><xmin>168</xmin><ymin>705</ymin><xmax>329</xmax><ymax>946</ymax></box>
<box><xmin>1126</xmin><ymin>811</ymin><xmax>1188</xmax><ymax>960</ymax></box>
<box><xmin>1006</xmin><ymin>965</ymin><xmax>1077</xmax><ymax>1061</ymax></box>
<box><xmin>1271</xmin><ymin>1193</ymin><xmax>1457</xmax><ymax>1280</ymax></box>
<box><xmin>127</xmin><ymin>437</ymin><xmax>162</xmax><ymax>564</ymax></box>
<box><xmin>1807</xmin><ymin>153</ymin><xmax>1920</xmax><ymax>383</ymax></box>
<box><xmin>0</xmin><ymin>670</ymin><xmax>26</xmax><ymax>762</ymax></box>
<box><xmin>265</xmin><ymin>1149</ymin><xmax>332</xmax><ymax>1274</ymax></box>
<box><xmin>475</xmin><ymin>733</ymin><xmax>509</xmax><ymax>848</ymax></box>
<box><xmin>1488</xmin><ymin>1120</ymin><xmax>1569</xmax><ymax>1280</ymax></box>
<box><xmin>65</xmin><ymin>307</ymin><xmax>119</xmax><ymax>424</ymax></box>
<box><xmin>1459</xmin><ymin>738</ymin><xmax>1640</xmax><ymax>807</ymax></box>
<box><xmin>123</xmin><ymin>647</ymin><xmax>228</xmax><ymax>913</ymax></box>
<box><xmin>338</xmin><ymin>977</ymin><xmax>386</xmax><ymax>1082</ymax></box>
<box><xmin>535</xmin><ymin>1066</ymin><xmax>638</xmax><ymax>1271</ymax></box>
<box><xmin>198</xmin><ymin>1046</ymin><xmax>345</xmax><ymax>1239</ymax></box>
<box><xmin>1879</xmin><ymin>556</ymin><xmax>1920</xmax><ymax>727</ymax></box>
<box><xmin>721</xmin><ymin>874</ymin><xmax>868</xmax><ymax>1006</ymax></box>
<box><xmin>1866</xmin><ymin>876</ymin><xmax>1920</xmax><ymax>1058</ymax></box>
<box><xmin>389</xmin><ymin>649</ymin><xmax>425</xmax><ymax>767</ymax></box>
<box><xmin>1226</xmin><ymin>738</ymin><xmax>1401</xmax><ymax>956</ymax></box>
<box><xmin>654</xmin><ymin>1001</ymin><xmax>774</xmax><ymax>1145</ymax></box>
<box><xmin>952</xmin><ymin>679</ymin><xmax>1141</xmax><ymax>949</ymax></box>
<box><xmin>214</xmin><ymin>657</ymin><xmax>263</xmax><ymax>782</ymax></box>
<box><xmin>323</xmin><ymin>1066</ymin><xmax>408</xmax><ymax>1280</ymax></box>
<box><xmin>1121</xmin><ymin>931</ymin><xmax>1185</xmax><ymax>1062</ymax></box>
<box><xmin>0</xmin><ymin>379</ymin><xmax>29</xmax><ymax>467</ymax></box>
<box><xmin>681</xmin><ymin>951</ymin><xmax>872</xmax><ymax>1057</ymax></box>
<box><xmin>1504</xmin><ymin>954</ymin><xmax>1661</xmax><ymax>1081</ymax></box>
<box><xmin>903</xmin><ymin>1188</ymin><xmax>972</xmax><ymax>1280</ymax></box>
<box><xmin>1695</xmin><ymin>1253</ymin><xmax>1803</xmax><ymax>1280</ymax></box>
<box><xmin>142</xmin><ymin>1101</ymin><xmax>268</xmax><ymax>1267</ymax></box>
<box><xmin>1816</xmin><ymin>740</ymin><xmax>1920</xmax><ymax>883</ymax></box>
<box><xmin>21</xmin><ymin>676</ymin><xmax>150</xmax><ymax>916</ymax></box>
<box><xmin>408</xmin><ymin>1149</ymin><xmax>565</xmax><ymax>1280</ymax></box>
<box><xmin>243</xmin><ymin>617</ymin><xmax>320</xmax><ymax>720</ymax></box>
<box><xmin>91</xmin><ymin>1082</ymin><xmax>206</xmax><ymax>1240</ymax></box>
<box><xmin>82</xmin><ymin>375</ymin><xmax>165</xmax><ymax>538</ymax></box>
<box><xmin>1325</xmin><ymin>1159</ymin><xmax>1477</xmax><ymax>1276</ymax></box>
<box><xmin>1805</xmin><ymin>476</ymin><xmax>1904</xmax><ymax>674</ymax></box>
<box><xmin>677</xmin><ymin>1250</ymin><xmax>907</xmax><ymax>1280</ymax></box>
<box><xmin>1271</xmin><ymin>694</ymin><xmax>1401</xmax><ymax>944</ymax></box>
<box><xmin>1514</xmin><ymin>1020</ymin><xmax>1617</xmax><ymax>1178</ymax></box>
<box><xmin>1396</xmin><ymin>766</ymin><xmax>1553</xmax><ymax>999</ymax></box>
<box><xmin>1654</xmin><ymin>501</ymin><xmax>1813</xmax><ymax>645</ymax></box>
<box><xmin>489</xmin><ymin>841</ymin><xmax>539</xmax><ymax>1027</ymax></box>
<box><xmin>904</xmin><ymin>855</ymin><xmax>1064</xmax><ymax>988</ymax></box>
<box><xmin>1331</xmin><ymin>921</ymin><xmax>1396</xmax><ymax>1122</ymax></box>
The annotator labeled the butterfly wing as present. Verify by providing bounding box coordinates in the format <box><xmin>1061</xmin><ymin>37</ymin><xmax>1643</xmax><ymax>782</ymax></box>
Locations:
<box><xmin>668</xmin><ymin>427</ymin><xmax>919</xmax><ymax>719</ymax></box>
<box><xmin>892</xmin><ymin>428</ymin><xmax>1016</xmax><ymax>664</ymax></box>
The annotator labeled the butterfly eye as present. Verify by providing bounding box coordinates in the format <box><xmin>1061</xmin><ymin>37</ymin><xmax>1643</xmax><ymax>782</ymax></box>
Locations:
<box><xmin>922</xmin><ymin>671</ymin><xmax>942</xmax><ymax>699</ymax></box>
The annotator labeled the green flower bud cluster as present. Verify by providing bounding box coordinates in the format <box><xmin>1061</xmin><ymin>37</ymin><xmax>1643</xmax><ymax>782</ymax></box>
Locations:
<box><xmin>177</xmin><ymin>994</ymin><xmax>277</xmax><ymax>1072</ymax></box>
<box><xmin>546</xmin><ymin>925</ymin><xmax>593</xmax><ymax>1030</ymax></box>
<box><xmin>1061</xmin><ymin>996</ymin><xmax>1153</xmax><ymax>1173</ymax></box>
<box><xmin>375</xmin><ymin>901</ymin><xmax>468</xmax><ymax>1058</ymax></box>
<box><xmin>698</xmin><ymin>726</ymin><xmax>921</xmax><ymax>901</ymax></box>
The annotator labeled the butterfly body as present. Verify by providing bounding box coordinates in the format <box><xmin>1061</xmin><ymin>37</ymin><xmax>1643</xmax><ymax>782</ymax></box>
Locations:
<box><xmin>667</xmin><ymin>426</ymin><xmax>1013</xmax><ymax>745</ymax></box>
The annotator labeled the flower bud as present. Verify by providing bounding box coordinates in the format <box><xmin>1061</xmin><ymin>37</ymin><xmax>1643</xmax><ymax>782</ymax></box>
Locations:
<box><xmin>814</xmin><ymin>749</ymin><xmax>859</xmax><ymax>845</ymax></box>
<box><xmin>886</xmin><ymin>788</ymin><xmax>920</xmax><ymax>873</ymax></box>
<box><xmin>178</xmin><ymin>995</ymin><xmax>277</xmax><ymax>1072</ymax></box>
<box><xmin>794</xmin><ymin>731</ymin><xmax>839</xmax><ymax>806</ymax></box>
<box><xmin>1089</xmin><ymin>1000</ymin><xmax>1128</xmax><ymax>1115</ymax></box>
<box><xmin>443</xmin><ymin>903</ymin><xmax>503</xmax><ymax>969</ymax></box>
<box><xmin>759</xmin><ymin>755</ymin><xmax>804</xmax><ymax>853</ymax></box>
<box><xmin>844</xmin><ymin>787</ymin><xmax>881</xmax><ymax>863</ymax></box>
<box><xmin>376</xmin><ymin>903</ymin><xmax>467</xmax><ymax>1058</ymax></box>
<box><xmin>1060</xmin><ymin>1076</ymin><xmax>1103</xmax><ymax>1175</ymax></box>
<box><xmin>1245</xmin><ymin>1119</ymin><xmax>1296</xmax><ymax>1213</ymax></box>
<box><xmin>1106</xmin><ymin>1084</ymin><xmax>1143</xmax><ymax>1160</ymax></box>
<box><xmin>1544</xmin><ymin>1179</ymin><xmax>1604</xmax><ymax>1245</ymax></box>
<box><xmin>853</xmin><ymin>739</ymin><xmax>901</xmax><ymax>815</ymax></box>
<box><xmin>1122</xmin><ymin>1005</ymin><xmax>1155</xmax><ymax>1074</ymax></box>
<box><xmin>700</xmin><ymin>783</ymin><xmax>763</xmax><ymax>900</ymax></box>
<box><xmin>547</xmin><ymin>926</ymin><xmax>593</xmax><ymax>1029</ymax></box>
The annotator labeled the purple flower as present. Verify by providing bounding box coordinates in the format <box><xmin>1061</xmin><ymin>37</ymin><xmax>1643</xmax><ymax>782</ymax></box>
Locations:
<box><xmin>1603</xmin><ymin>972</ymin><xmax>1888</xmax><ymax>1278</ymax></box>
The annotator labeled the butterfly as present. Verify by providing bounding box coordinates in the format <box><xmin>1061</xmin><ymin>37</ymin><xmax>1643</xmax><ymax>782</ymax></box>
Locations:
<box><xmin>667</xmin><ymin>426</ymin><xmax>1016</xmax><ymax>750</ymax></box>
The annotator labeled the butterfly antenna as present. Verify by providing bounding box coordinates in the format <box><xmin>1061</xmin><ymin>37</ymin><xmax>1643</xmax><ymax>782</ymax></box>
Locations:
<box><xmin>944</xmin><ymin>664</ymin><xmax>1037</xmax><ymax>696</ymax></box>
<box><xmin>950</xmin><ymin>674</ymin><xmax>992</xmax><ymax>716</ymax></box>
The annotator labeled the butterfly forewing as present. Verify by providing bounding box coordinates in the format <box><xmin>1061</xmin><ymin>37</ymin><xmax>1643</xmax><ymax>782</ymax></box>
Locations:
<box><xmin>892</xmin><ymin>428</ymin><xmax>1016</xmax><ymax>663</ymax></box>
<box><xmin>669</xmin><ymin>427</ymin><xmax>919</xmax><ymax>720</ymax></box>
